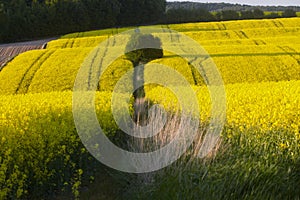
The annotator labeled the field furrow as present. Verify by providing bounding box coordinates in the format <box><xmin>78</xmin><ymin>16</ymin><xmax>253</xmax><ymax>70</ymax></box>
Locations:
<box><xmin>16</xmin><ymin>50</ymin><xmax>56</xmax><ymax>94</ymax></box>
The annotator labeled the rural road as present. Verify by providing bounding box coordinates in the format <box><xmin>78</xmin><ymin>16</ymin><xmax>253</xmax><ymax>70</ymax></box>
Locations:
<box><xmin>0</xmin><ymin>38</ymin><xmax>57</xmax><ymax>69</ymax></box>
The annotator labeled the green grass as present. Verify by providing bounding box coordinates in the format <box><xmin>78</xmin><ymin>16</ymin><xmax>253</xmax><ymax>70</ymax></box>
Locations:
<box><xmin>139</xmin><ymin>128</ymin><xmax>300</xmax><ymax>199</ymax></box>
<box><xmin>81</xmin><ymin>127</ymin><xmax>300</xmax><ymax>199</ymax></box>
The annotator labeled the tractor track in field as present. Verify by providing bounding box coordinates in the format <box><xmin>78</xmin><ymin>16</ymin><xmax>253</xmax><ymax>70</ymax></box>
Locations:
<box><xmin>189</xmin><ymin>56</ymin><xmax>210</xmax><ymax>85</ymax></box>
<box><xmin>273</xmin><ymin>20</ymin><xmax>284</xmax><ymax>28</ymax></box>
<box><xmin>253</xmin><ymin>39</ymin><xmax>266</xmax><ymax>45</ymax></box>
<box><xmin>172</xmin><ymin>31</ymin><xmax>204</xmax><ymax>85</ymax></box>
<box><xmin>15</xmin><ymin>50</ymin><xmax>56</xmax><ymax>94</ymax></box>
<box><xmin>234</xmin><ymin>30</ymin><xmax>249</xmax><ymax>39</ymax></box>
<box><xmin>70</xmin><ymin>38</ymin><xmax>76</xmax><ymax>48</ymax></box>
<box><xmin>165</xmin><ymin>26</ymin><xmax>209</xmax><ymax>86</ymax></box>
<box><xmin>217</xmin><ymin>23</ymin><xmax>227</xmax><ymax>30</ymax></box>
<box><xmin>86</xmin><ymin>35</ymin><xmax>114</xmax><ymax>91</ymax></box>
<box><xmin>278</xmin><ymin>45</ymin><xmax>300</xmax><ymax>65</ymax></box>
<box><xmin>87</xmin><ymin>46</ymin><xmax>103</xmax><ymax>90</ymax></box>
<box><xmin>96</xmin><ymin>36</ymin><xmax>115</xmax><ymax>90</ymax></box>
<box><xmin>0</xmin><ymin>38</ymin><xmax>56</xmax><ymax>71</ymax></box>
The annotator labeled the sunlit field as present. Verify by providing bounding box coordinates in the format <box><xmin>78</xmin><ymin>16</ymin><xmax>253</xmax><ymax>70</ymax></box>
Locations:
<box><xmin>0</xmin><ymin>17</ymin><xmax>299</xmax><ymax>199</ymax></box>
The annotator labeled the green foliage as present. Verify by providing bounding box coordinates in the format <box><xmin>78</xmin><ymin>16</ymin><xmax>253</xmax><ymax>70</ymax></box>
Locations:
<box><xmin>240</xmin><ymin>10</ymin><xmax>254</xmax><ymax>19</ymax></box>
<box><xmin>125</xmin><ymin>32</ymin><xmax>163</xmax><ymax>99</ymax></box>
<box><xmin>0</xmin><ymin>0</ymin><xmax>167</xmax><ymax>43</ymax></box>
<box><xmin>139</xmin><ymin>127</ymin><xmax>300</xmax><ymax>199</ymax></box>
<box><xmin>265</xmin><ymin>12</ymin><xmax>280</xmax><ymax>19</ymax></box>
<box><xmin>125</xmin><ymin>32</ymin><xmax>163</xmax><ymax>65</ymax></box>
<box><xmin>221</xmin><ymin>10</ymin><xmax>240</xmax><ymax>21</ymax></box>
<box><xmin>165</xmin><ymin>7</ymin><xmax>292</xmax><ymax>24</ymax></box>
<box><xmin>165</xmin><ymin>8</ymin><xmax>215</xmax><ymax>24</ymax></box>
<box><xmin>283</xmin><ymin>9</ymin><xmax>297</xmax><ymax>18</ymax></box>
<box><xmin>1</xmin><ymin>0</ymin><xmax>299</xmax><ymax>43</ymax></box>
<box><xmin>240</xmin><ymin>9</ymin><xmax>271</xmax><ymax>19</ymax></box>
<box><xmin>117</xmin><ymin>0</ymin><xmax>166</xmax><ymax>26</ymax></box>
<box><xmin>253</xmin><ymin>9</ymin><xmax>265</xmax><ymax>19</ymax></box>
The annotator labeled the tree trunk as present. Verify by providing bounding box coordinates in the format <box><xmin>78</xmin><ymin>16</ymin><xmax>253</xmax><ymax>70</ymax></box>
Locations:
<box><xmin>133</xmin><ymin>62</ymin><xmax>147</xmax><ymax>124</ymax></box>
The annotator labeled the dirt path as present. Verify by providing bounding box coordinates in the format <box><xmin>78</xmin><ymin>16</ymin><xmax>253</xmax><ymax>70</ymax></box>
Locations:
<box><xmin>0</xmin><ymin>38</ymin><xmax>56</xmax><ymax>69</ymax></box>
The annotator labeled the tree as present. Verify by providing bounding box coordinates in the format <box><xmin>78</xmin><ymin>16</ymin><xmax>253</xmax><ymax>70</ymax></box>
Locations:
<box><xmin>215</xmin><ymin>12</ymin><xmax>222</xmax><ymax>21</ymax></box>
<box><xmin>165</xmin><ymin>8</ymin><xmax>215</xmax><ymax>24</ymax></box>
<box><xmin>221</xmin><ymin>10</ymin><xmax>239</xmax><ymax>21</ymax></box>
<box><xmin>0</xmin><ymin>0</ymin><xmax>121</xmax><ymax>43</ymax></box>
<box><xmin>81</xmin><ymin>0</ymin><xmax>120</xmax><ymax>29</ymax></box>
<box><xmin>0</xmin><ymin>0</ymin><xmax>163</xmax><ymax>43</ymax></box>
<box><xmin>125</xmin><ymin>31</ymin><xmax>163</xmax><ymax>100</ymax></box>
<box><xmin>0</xmin><ymin>2</ymin><xmax>7</xmax><ymax>39</ymax></box>
<box><xmin>282</xmin><ymin>9</ymin><xmax>296</xmax><ymax>18</ymax></box>
<box><xmin>4</xmin><ymin>0</ymin><xmax>32</xmax><ymax>41</ymax></box>
<box><xmin>117</xmin><ymin>0</ymin><xmax>166</xmax><ymax>26</ymax></box>
<box><xmin>265</xmin><ymin>12</ymin><xmax>280</xmax><ymax>19</ymax></box>
<box><xmin>241</xmin><ymin>10</ymin><xmax>254</xmax><ymax>19</ymax></box>
<box><xmin>125</xmin><ymin>32</ymin><xmax>163</xmax><ymax>66</ymax></box>
<box><xmin>253</xmin><ymin>9</ymin><xmax>264</xmax><ymax>19</ymax></box>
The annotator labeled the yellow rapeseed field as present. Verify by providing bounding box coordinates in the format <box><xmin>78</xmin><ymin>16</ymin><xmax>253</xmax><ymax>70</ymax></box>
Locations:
<box><xmin>146</xmin><ymin>80</ymin><xmax>300</xmax><ymax>135</ymax></box>
<box><xmin>0</xmin><ymin>17</ymin><xmax>299</xmax><ymax>199</ymax></box>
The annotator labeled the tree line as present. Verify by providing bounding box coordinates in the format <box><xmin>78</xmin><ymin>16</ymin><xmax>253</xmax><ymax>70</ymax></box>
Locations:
<box><xmin>167</xmin><ymin>2</ymin><xmax>300</xmax><ymax>13</ymax></box>
<box><xmin>0</xmin><ymin>0</ymin><xmax>297</xmax><ymax>43</ymax></box>
<box><xmin>0</xmin><ymin>0</ymin><xmax>166</xmax><ymax>43</ymax></box>
<box><xmin>164</xmin><ymin>8</ymin><xmax>297</xmax><ymax>24</ymax></box>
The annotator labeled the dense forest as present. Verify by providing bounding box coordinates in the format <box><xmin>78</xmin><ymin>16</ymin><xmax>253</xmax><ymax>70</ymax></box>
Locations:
<box><xmin>0</xmin><ymin>0</ymin><xmax>166</xmax><ymax>42</ymax></box>
<box><xmin>0</xmin><ymin>0</ymin><xmax>298</xmax><ymax>43</ymax></box>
